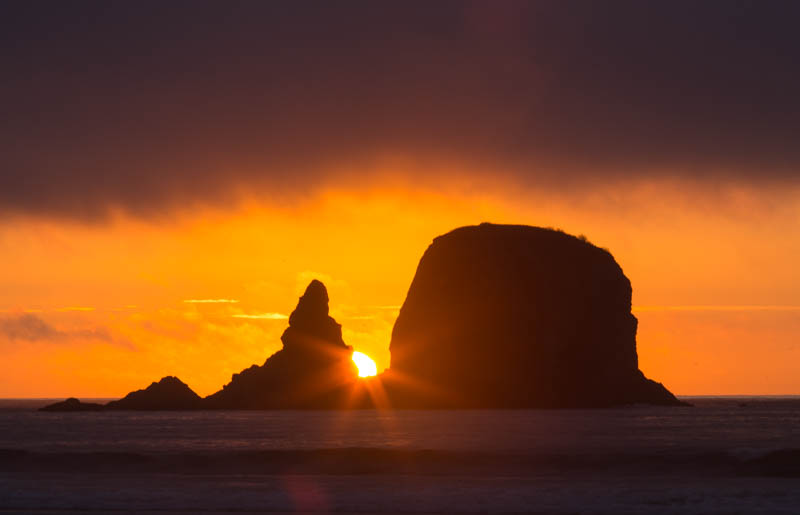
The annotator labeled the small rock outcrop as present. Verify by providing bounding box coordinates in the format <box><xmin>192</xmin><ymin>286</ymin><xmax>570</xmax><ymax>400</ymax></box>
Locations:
<box><xmin>104</xmin><ymin>376</ymin><xmax>202</xmax><ymax>410</ymax></box>
<box><xmin>204</xmin><ymin>280</ymin><xmax>358</xmax><ymax>408</ymax></box>
<box><xmin>39</xmin><ymin>397</ymin><xmax>105</xmax><ymax>412</ymax></box>
<box><xmin>387</xmin><ymin>223</ymin><xmax>682</xmax><ymax>408</ymax></box>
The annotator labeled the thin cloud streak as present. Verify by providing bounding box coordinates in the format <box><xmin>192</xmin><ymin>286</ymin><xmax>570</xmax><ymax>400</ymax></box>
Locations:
<box><xmin>634</xmin><ymin>305</ymin><xmax>800</xmax><ymax>313</ymax></box>
<box><xmin>232</xmin><ymin>313</ymin><xmax>288</xmax><ymax>320</ymax></box>
<box><xmin>184</xmin><ymin>299</ymin><xmax>239</xmax><ymax>304</ymax></box>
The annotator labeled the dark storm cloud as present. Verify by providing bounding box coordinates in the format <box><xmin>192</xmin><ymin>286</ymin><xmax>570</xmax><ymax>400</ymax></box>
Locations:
<box><xmin>1</xmin><ymin>1</ymin><xmax>799</xmax><ymax>218</ymax></box>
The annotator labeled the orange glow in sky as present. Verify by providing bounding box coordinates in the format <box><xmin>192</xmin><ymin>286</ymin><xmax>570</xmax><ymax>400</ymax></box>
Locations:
<box><xmin>1</xmin><ymin>180</ymin><xmax>799</xmax><ymax>397</ymax></box>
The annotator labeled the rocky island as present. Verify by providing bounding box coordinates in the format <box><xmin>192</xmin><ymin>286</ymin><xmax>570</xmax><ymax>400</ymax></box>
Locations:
<box><xmin>42</xmin><ymin>223</ymin><xmax>683</xmax><ymax>411</ymax></box>
<box><xmin>104</xmin><ymin>376</ymin><xmax>202</xmax><ymax>410</ymax></box>
<box><xmin>203</xmin><ymin>279</ymin><xmax>358</xmax><ymax>409</ymax></box>
<box><xmin>387</xmin><ymin>223</ymin><xmax>682</xmax><ymax>407</ymax></box>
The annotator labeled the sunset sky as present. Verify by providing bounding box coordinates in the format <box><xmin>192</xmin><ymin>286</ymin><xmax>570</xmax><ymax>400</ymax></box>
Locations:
<box><xmin>2</xmin><ymin>2</ymin><xmax>799</xmax><ymax>397</ymax></box>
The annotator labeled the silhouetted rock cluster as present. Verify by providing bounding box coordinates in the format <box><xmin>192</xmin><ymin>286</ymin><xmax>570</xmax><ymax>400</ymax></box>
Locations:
<box><xmin>41</xmin><ymin>224</ymin><xmax>683</xmax><ymax>411</ymax></box>
<box><xmin>42</xmin><ymin>281</ymin><xmax>359</xmax><ymax>411</ymax></box>
<box><xmin>204</xmin><ymin>280</ymin><xmax>358</xmax><ymax>408</ymax></box>
<box><xmin>388</xmin><ymin>223</ymin><xmax>682</xmax><ymax>407</ymax></box>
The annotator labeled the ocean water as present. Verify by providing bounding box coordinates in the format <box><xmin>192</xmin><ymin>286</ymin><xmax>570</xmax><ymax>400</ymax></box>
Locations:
<box><xmin>1</xmin><ymin>397</ymin><xmax>799</xmax><ymax>514</ymax></box>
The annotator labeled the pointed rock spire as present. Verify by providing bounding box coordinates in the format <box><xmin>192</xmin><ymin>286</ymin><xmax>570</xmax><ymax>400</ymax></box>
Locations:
<box><xmin>282</xmin><ymin>280</ymin><xmax>346</xmax><ymax>348</ymax></box>
<box><xmin>288</xmin><ymin>279</ymin><xmax>330</xmax><ymax>327</ymax></box>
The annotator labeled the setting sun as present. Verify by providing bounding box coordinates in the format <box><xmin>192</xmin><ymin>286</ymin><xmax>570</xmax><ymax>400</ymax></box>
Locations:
<box><xmin>352</xmin><ymin>351</ymin><xmax>378</xmax><ymax>378</ymax></box>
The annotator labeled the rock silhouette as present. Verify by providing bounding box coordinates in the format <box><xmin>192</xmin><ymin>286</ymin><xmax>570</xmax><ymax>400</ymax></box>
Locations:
<box><xmin>104</xmin><ymin>376</ymin><xmax>202</xmax><ymax>410</ymax></box>
<box><xmin>40</xmin><ymin>281</ymin><xmax>360</xmax><ymax>412</ymax></box>
<box><xmin>41</xmin><ymin>225</ymin><xmax>683</xmax><ymax>411</ymax></box>
<box><xmin>388</xmin><ymin>223</ymin><xmax>682</xmax><ymax>407</ymax></box>
<box><xmin>204</xmin><ymin>280</ymin><xmax>359</xmax><ymax>408</ymax></box>
<box><xmin>39</xmin><ymin>397</ymin><xmax>105</xmax><ymax>412</ymax></box>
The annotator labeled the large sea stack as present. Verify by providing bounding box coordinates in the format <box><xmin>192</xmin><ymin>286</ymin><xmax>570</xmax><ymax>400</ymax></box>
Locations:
<box><xmin>204</xmin><ymin>280</ymin><xmax>359</xmax><ymax>408</ymax></box>
<box><xmin>388</xmin><ymin>223</ymin><xmax>682</xmax><ymax>408</ymax></box>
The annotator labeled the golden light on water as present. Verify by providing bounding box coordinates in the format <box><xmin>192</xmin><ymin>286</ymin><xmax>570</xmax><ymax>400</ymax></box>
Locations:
<box><xmin>352</xmin><ymin>351</ymin><xmax>378</xmax><ymax>377</ymax></box>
